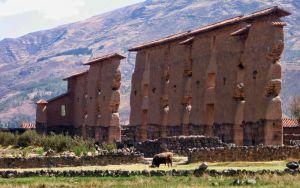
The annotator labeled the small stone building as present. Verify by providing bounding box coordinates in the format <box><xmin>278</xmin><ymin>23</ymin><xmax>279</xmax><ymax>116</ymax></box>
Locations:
<box><xmin>283</xmin><ymin>118</ymin><xmax>300</xmax><ymax>145</ymax></box>
<box><xmin>36</xmin><ymin>53</ymin><xmax>125</xmax><ymax>143</ymax></box>
<box><xmin>128</xmin><ymin>6</ymin><xmax>290</xmax><ymax>145</ymax></box>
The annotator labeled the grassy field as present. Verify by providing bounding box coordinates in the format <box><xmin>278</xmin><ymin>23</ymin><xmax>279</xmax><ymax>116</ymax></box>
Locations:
<box><xmin>0</xmin><ymin>160</ymin><xmax>288</xmax><ymax>172</ymax></box>
<box><xmin>0</xmin><ymin>174</ymin><xmax>300</xmax><ymax>188</ymax></box>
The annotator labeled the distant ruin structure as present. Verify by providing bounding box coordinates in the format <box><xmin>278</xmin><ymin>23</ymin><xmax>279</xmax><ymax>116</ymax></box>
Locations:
<box><xmin>128</xmin><ymin>6</ymin><xmax>290</xmax><ymax>146</ymax></box>
<box><xmin>36</xmin><ymin>6</ymin><xmax>290</xmax><ymax>146</ymax></box>
<box><xmin>36</xmin><ymin>53</ymin><xmax>125</xmax><ymax>143</ymax></box>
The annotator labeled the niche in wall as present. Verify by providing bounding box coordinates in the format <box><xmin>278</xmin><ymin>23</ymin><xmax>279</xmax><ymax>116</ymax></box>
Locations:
<box><xmin>207</xmin><ymin>73</ymin><xmax>216</xmax><ymax>88</ymax></box>
<box><xmin>206</xmin><ymin>103</ymin><xmax>215</xmax><ymax>125</ymax></box>
<box><xmin>60</xmin><ymin>105</ymin><xmax>66</xmax><ymax>117</ymax></box>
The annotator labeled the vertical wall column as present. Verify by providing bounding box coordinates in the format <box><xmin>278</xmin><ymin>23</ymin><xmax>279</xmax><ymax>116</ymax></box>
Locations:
<box><xmin>35</xmin><ymin>100</ymin><xmax>48</xmax><ymax>134</ymax></box>
<box><xmin>95</xmin><ymin>67</ymin><xmax>102</xmax><ymax>142</ymax></box>
<box><xmin>82</xmin><ymin>120</ymin><xmax>87</xmax><ymax>139</ymax></box>
<box><xmin>233</xmin><ymin>76</ymin><xmax>245</xmax><ymax>145</ymax></box>
<box><xmin>108</xmin><ymin>67</ymin><xmax>121</xmax><ymax>143</ymax></box>
<box><xmin>140</xmin><ymin>53</ymin><xmax>150</xmax><ymax>141</ymax></box>
<box><xmin>160</xmin><ymin>46</ymin><xmax>171</xmax><ymax>138</ymax></box>
<box><xmin>205</xmin><ymin>36</ymin><xmax>217</xmax><ymax>137</ymax></box>
<box><xmin>108</xmin><ymin>112</ymin><xmax>121</xmax><ymax>142</ymax></box>
<box><xmin>96</xmin><ymin>67</ymin><xmax>102</xmax><ymax>125</ymax></box>
<box><xmin>264</xmin><ymin>36</ymin><xmax>284</xmax><ymax>145</ymax></box>
<box><xmin>82</xmin><ymin>75</ymin><xmax>88</xmax><ymax>139</ymax></box>
<box><xmin>95</xmin><ymin>127</ymin><xmax>101</xmax><ymax>142</ymax></box>
<box><xmin>182</xmin><ymin>44</ymin><xmax>193</xmax><ymax>136</ymax></box>
<box><xmin>233</xmin><ymin>101</ymin><xmax>245</xmax><ymax>145</ymax></box>
<box><xmin>233</xmin><ymin>36</ymin><xmax>247</xmax><ymax>146</ymax></box>
<box><xmin>160</xmin><ymin>48</ymin><xmax>169</xmax><ymax>138</ymax></box>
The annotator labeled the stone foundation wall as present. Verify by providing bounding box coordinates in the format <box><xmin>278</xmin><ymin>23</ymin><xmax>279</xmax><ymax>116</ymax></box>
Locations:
<box><xmin>1</xmin><ymin>169</ymin><xmax>299</xmax><ymax>178</ymax></box>
<box><xmin>121</xmin><ymin>125</ymin><xmax>138</xmax><ymax>146</ymax></box>
<box><xmin>188</xmin><ymin>146</ymin><xmax>300</xmax><ymax>163</ymax></box>
<box><xmin>136</xmin><ymin>136</ymin><xmax>227</xmax><ymax>157</ymax></box>
<box><xmin>0</xmin><ymin>152</ymin><xmax>144</xmax><ymax>169</ymax></box>
<box><xmin>284</xmin><ymin>127</ymin><xmax>300</xmax><ymax>145</ymax></box>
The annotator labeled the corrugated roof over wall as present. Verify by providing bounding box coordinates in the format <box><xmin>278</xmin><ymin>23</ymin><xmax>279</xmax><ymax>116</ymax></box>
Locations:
<box><xmin>283</xmin><ymin>118</ymin><xmax>299</xmax><ymax>128</ymax></box>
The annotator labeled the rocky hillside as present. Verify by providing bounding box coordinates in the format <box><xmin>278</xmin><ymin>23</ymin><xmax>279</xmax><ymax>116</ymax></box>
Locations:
<box><xmin>0</xmin><ymin>0</ymin><xmax>299</xmax><ymax>126</ymax></box>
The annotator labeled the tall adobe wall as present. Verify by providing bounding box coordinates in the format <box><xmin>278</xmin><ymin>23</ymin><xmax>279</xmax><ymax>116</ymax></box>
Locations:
<box><xmin>129</xmin><ymin>7</ymin><xmax>290</xmax><ymax>146</ymax></box>
<box><xmin>69</xmin><ymin>72</ymin><xmax>88</xmax><ymax>136</ymax></box>
<box><xmin>241</xmin><ymin>18</ymin><xmax>285</xmax><ymax>146</ymax></box>
<box><xmin>77</xmin><ymin>54</ymin><xmax>124</xmax><ymax>143</ymax></box>
<box><xmin>36</xmin><ymin>53</ymin><xmax>125</xmax><ymax>143</ymax></box>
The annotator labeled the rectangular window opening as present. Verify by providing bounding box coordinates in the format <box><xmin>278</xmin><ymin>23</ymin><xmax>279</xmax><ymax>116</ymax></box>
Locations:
<box><xmin>207</xmin><ymin>73</ymin><xmax>216</xmax><ymax>88</ymax></box>
<box><xmin>206</xmin><ymin>103</ymin><xmax>215</xmax><ymax>125</ymax></box>
<box><xmin>61</xmin><ymin>105</ymin><xmax>66</xmax><ymax>117</ymax></box>
<box><xmin>143</xmin><ymin>84</ymin><xmax>149</xmax><ymax>96</ymax></box>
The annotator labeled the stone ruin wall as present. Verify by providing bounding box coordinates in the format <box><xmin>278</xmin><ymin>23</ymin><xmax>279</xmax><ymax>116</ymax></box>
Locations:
<box><xmin>135</xmin><ymin>136</ymin><xmax>227</xmax><ymax>157</ymax></box>
<box><xmin>132</xmin><ymin>136</ymin><xmax>300</xmax><ymax>162</ymax></box>
<box><xmin>129</xmin><ymin>13</ymin><xmax>286</xmax><ymax>146</ymax></box>
<box><xmin>0</xmin><ymin>152</ymin><xmax>144</xmax><ymax>169</ymax></box>
<box><xmin>45</xmin><ymin>93</ymin><xmax>73</xmax><ymax>134</ymax></box>
<box><xmin>70</xmin><ymin>72</ymin><xmax>87</xmax><ymax>135</ymax></box>
<box><xmin>2</xmin><ymin>167</ymin><xmax>300</xmax><ymax>178</ymax></box>
<box><xmin>36</xmin><ymin>54</ymin><xmax>124</xmax><ymax>143</ymax></box>
<box><xmin>188</xmin><ymin>145</ymin><xmax>300</xmax><ymax>162</ymax></box>
<box><xmin>83</xmin><ymin>58</ymin><xmax>122</xmax><ymax>143</ymax></box>
<box><xmin>283</xmin><ymin>127</ymin><xmax>300</xmax><ymax>145</ymax></box>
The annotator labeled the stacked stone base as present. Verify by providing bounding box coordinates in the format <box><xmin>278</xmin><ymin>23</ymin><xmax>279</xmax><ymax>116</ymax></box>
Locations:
<box><xmin>135</xmin><ymin>136</ymin><xmax>227</xmax><ymax>157</ymax></box>
<box><xmin>122</xmin><ymin>119</ymin><xmax>282</xmax><ymax>146</ymax></box>
<box><xmin>1</xmin><ymin>169</ymin><xmax>299</xmax><ymax>178</ymax></box>
<box><xmin>0</xmin><ymin>152</ymin><xmax>144</xmax><ymax>169</ymax></box>
<box><xmin>188</xmin><ymin>146</ymin><xmax>300</xmax><ymax>163</ymax></box>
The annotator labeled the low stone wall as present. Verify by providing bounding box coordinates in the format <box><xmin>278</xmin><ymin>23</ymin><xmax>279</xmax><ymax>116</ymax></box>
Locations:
<box><xmin>188</xmin><ymin>146</ymin><xmax>300</xmax><ymax>162</ymax></box>
<box><xmin>0</xmin><ymin>152</ymin><xmax>144</xmax><ymax>169</ymax></box>
<box><xmin>283</xmin><ymin>127</ymin><xmax>300</xmax><ymax>145</ymax></box>
<box><xmin>121</xmin><ymin>125</ymin><xmax>137</xmax><ymax>147</ymax></box>
<box><xmin>0</xmin><ymin>168</ymin><xmax>299</xmax><ymax>178</ymax></box>
<box><xmin>136</xmin><ymin>136</ymin><xmax>227</xmax><ymax>157</ymax></box>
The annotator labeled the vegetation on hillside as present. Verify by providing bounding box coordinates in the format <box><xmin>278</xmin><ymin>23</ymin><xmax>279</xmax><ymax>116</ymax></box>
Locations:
<box><xmin>0</xmin><ymin>77</ymin><xmax>67</xmax><ymax>127</ymax></box>
<box><xmin>37</xmin><ymin>48</ymin><xmax>92</xmax><ymax>62</ymax></box>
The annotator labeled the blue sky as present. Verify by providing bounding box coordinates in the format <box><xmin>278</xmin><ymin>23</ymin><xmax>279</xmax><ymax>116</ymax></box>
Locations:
<box><xmin>0</xmin><ymin>0</ymin><xmax>144</xmax><ymax>40</ymax></box>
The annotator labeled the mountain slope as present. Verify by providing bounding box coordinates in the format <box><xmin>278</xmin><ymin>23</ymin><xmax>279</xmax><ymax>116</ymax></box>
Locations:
<box><xmin>0</xmin><ymin>0</ymin><xmax>299</xmax><ymax>126</ymax></box>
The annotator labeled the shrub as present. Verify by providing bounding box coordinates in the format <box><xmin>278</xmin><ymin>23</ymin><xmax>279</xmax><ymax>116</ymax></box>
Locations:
<box><xmin>0</xmin><ymin>132</ymin><xmax>17</xmax><ymax>146</ymax></box>
<box><xmin>102</xmin><ymin>143</ymin><xmax>117</xmax><ymax>152</ymax></box>
<box><xmin>73</xmin><ymin>145</ymin><xmax>88</xmax><ymax>157</ymax></box>
<box><xmin>17</xmin><ymin>130</ymin><xmax>41</xmax><ymax>147</ymax></box>
<box><xmin>0</xmin><ymin>130</ymin><xmax>96</xmax><ymax>154</ymax></box>
<box><xmin>41</xmin><ymin>133</ymin><xmax>73</xmax><ymax>152</ymax></box>
<box><xmin>41</xmin><ymin>134</ymin><xmax>95</xmax><ymax>153</ymax></box>
<box><xmin>35</xmin><ymin>147</ymin><xmax>45</xmax><ymax>156</ymax></box>
<box><xmin>71</xmin><ymin>136</ymin><xmax>95</xmax><ymax>156</ymax></box>
<box><xmin>21</xmin><ymin>147</ymin><xmax>30</xmax><ymax>158</ymax></box>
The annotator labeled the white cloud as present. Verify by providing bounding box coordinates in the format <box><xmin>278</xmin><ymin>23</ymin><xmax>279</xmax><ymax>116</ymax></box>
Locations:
<box><xmin>0</xmin><ymin>0</ymin><xmax>85</xmax><ymax>20</ymax></box>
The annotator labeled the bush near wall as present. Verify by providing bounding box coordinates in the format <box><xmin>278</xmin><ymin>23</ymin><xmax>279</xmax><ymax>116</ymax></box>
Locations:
<box><xmin>0</xmin><ymin>151</ymin><xmax>144</xmax><ymax>168</ymax></box>
<box><xmin>0</xmin><ymin>131</ymin><xmax>95</xmax><ymax>154</ymax></box>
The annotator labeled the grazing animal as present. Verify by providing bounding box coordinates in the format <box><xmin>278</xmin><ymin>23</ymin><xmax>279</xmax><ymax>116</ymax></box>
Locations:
<box><xmin>151</xmin><ymin>152</ymin><xmax>173</xmax><ymax>168</ymax></box>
